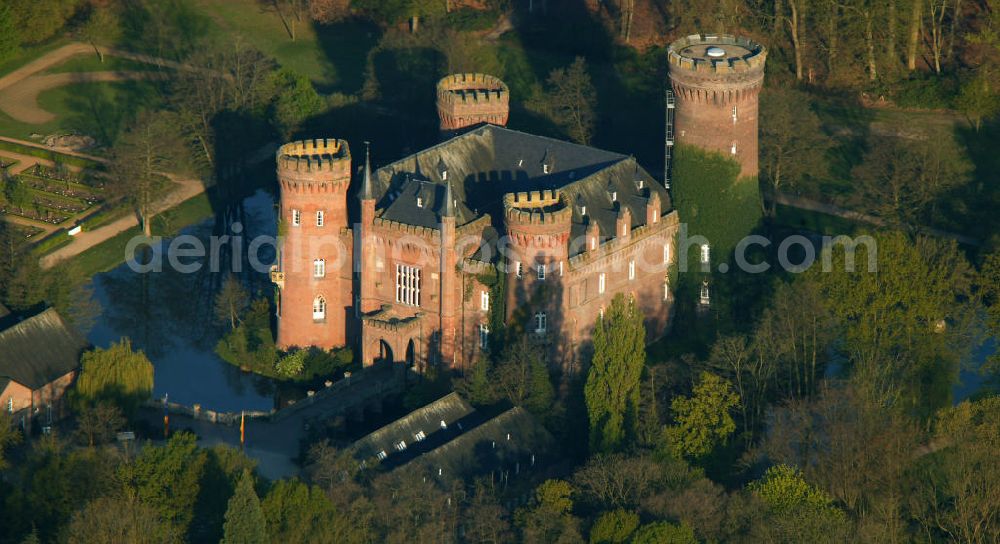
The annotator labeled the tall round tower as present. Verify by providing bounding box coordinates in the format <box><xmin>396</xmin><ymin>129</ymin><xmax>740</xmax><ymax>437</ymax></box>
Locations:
<box><xmin>667</xmin><ymin>34</ymin><xmax>767</xmax><ymax>178</ymax></box>
<box><xmin>273</xmin><ymin>139</ymin><xmax>352</xmax><ymax>350</ymax></box>
<box><xmin>436</xmin><ymin>73</ymin><xmax>510</xmax><ymax>137</ymax></box>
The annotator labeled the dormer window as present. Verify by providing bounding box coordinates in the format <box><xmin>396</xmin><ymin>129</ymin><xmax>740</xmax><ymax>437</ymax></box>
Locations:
<box><xmin>416</xmin><ymin>197</ymin><xmax>424</xmax><ymax>208</ymax></box>
<box><xmin>542</xmin><ymin>163</ymin><xmax>550</xmax><ymax>174</ymax></box>
<box><xmin>637</xmin><ymin>179</ymin><xmax>644</xmax><ymax>190</ymax></box>
<box><xmin>611</xmin><ymin>191</ymin><xmax>617</xmax><ymax>202</ymax></box>
<box><xmin>580</xmin><ymin>205</ymin><xmax>587</xmax><ymax>216</ymax></box>
<box><xmin>700</xmin><ymin>244</ymin><xmax>711</xmax><ymax>264</ymax></box>
<box><xmin>441</xmin><ymin>170</ymin><xmax>447</xmax><ymax>181</ymax></box>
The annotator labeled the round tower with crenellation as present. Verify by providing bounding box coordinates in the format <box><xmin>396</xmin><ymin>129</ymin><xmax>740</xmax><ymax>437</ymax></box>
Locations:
<box><xmin>502</xmin><ymin>190</ymin><xmax>572</xmax><ymax>319</ymax></box>
<box><xmin>436</xmin><ymin>73</ymin><xmax>510</xmax><ymax>137</ymax></box>
<box><xmin>273</xmin><ymin>138</ymin><xmax>353</xmax><ymax>350</ymax></box>
<box><xmin>668</xmin><ymin>34</ymin><xmax>767</xmax><ymax>178</ymax></box>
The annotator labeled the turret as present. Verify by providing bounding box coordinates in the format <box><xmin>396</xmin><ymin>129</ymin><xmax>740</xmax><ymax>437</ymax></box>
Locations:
<box><xmin>436</xmin><ymin>73</ymin><xmax>510</xmax><ymax>137</ymax></box>
<box><xmin>274</xmin><ymin>138</ymin><xmax>353</xmax><ymax>350</ymax></box>
<box><xmin>667</xmin><ymin>34</ymin><xmax>767</xmax><ymax>178</ymax></box>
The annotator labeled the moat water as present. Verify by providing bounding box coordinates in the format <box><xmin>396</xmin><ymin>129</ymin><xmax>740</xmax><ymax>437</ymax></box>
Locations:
<box><xmin>84</xmin><ymin>190</ymin><xmax>279</xmax><ymax>412</ymax></box>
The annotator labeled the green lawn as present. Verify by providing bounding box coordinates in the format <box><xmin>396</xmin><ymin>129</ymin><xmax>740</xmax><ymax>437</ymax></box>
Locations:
<box><xmin>190</xmin><ymin>0</ymin><xmax>378</xmax><ymax>92</ymax></box>
<box><xmin>0</xmin><ymin>37</ymin><xmax>72</xmax><ymax>78</ymax></box>
<box><xmin>70</xmin><ymin>192</ymin><xmax>215</xmax><ymax>277</ymax></box>
<box><xmin>0</xmin><ymin>79</ymin><xmax>165</xmax><ymax>147</ymax></box>
<box><xmin>39</xmin><ymin>53</ymin><xmax>156</xmax><ymax>75</ymax></box>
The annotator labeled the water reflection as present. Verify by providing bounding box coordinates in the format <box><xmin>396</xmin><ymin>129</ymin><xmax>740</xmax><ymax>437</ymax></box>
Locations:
<box><xmin>84</xmin><ymin>191</ymin><xmax>279</xmax><ymax>412</ymax></box>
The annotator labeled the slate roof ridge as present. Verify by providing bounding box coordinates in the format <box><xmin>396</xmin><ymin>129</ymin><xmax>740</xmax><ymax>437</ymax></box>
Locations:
<box><xmin>0</xmin><ymin>307</ymin><xmax>88</xmax><ymax>389</ymax></box>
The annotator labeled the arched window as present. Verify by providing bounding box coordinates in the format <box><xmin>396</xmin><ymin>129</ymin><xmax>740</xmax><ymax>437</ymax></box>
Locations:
<box><xmin>316</xmin><ymin>210</ymin><xmax>325</xmax><ymax>227</ymax></box>
<box><xmin>312</xmin><ymin>296</ymin><xmax>326</xmax><ymax>321</ymax></box>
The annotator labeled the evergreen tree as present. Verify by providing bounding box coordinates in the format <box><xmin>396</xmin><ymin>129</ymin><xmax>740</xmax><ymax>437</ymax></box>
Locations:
<box><xmin>585</xmin><ymin>294</ymin><xmax>646</xmax><ymax>453</ymax></box>
<box><xmin>222</xmin><ymin>469</ymin><xmax>267</xmax><ymax>544</ymax></box>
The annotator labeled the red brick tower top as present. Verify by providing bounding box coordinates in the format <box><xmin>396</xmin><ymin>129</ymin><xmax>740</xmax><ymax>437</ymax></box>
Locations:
<box><xmin>668</xmin><ymin>34</ymin><xmax>767</xmax><ymax>178</ymax></box>
<box><xmin>436</xmin><ymin>73</ymin><xmax>510</xmax><ymax>136</ymax></box>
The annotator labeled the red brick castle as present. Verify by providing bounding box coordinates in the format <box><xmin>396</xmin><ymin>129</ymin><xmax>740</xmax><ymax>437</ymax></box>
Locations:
<box><xmin>272</xmin><ymin>36</ymin><xmax>765</xmax><ymax>372</ymax></box>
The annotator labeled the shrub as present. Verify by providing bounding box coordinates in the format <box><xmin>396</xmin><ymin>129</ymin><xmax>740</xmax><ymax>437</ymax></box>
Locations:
<box><xmin>892</xmin><ymin>74</ymin><xmax>957</xmax><ymax>109</ymax></box>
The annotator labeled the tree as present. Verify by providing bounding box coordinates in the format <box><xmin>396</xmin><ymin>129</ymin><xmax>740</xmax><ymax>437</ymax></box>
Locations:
<box><xmin>457</xmin><ymin>356</ymin><xmax>497</xmax><ymax>405</ymax></box>
<box><xmin>546</xmin><ymin>57</ymin><xmax>597</xmax><ymax>145</ymax></box>
<box><xmin>65</xmin><ymin>497</ymin><xmax>180</xmax><ymax>544</ymax></box>
<box><xmin>495</xmin><ymin>336</ymin><xmax>555</xmax><ymax>417</ymax></box>
<box><xmin>261</xmin><ymin>479</ymin><xmax>339</xmax><ymax>544</ymax></box>
<box><xmin>812</xmin><ymin>232</ymin><xmax>975</xmax><ymax>413</ymax></box>
<box><xmin>631</xmin><ymin>521</ymin><xmax>698</xmax><ymax>544</ymax></box>
<box><xmin>852</xmin><ymin>132</ymin><xmax>972</xmax><ymax>227</ymax></box>
<box><xmin>269</xmin><ymin>68</ymin><xmax>325</xmax><ymax>139</ymax></box>
<box><xmin>108</xmin><ymin>112</ymin><xmax>172</xmax><ymax>235</ymax></box>
<box><xmin>955</xmin><ymin>70</ymin><xmax>1000</xmax><ymax>131</ymax></box>
<box><xmin>748</xmin><ymin>464</ymin><xmax>852</xmax><ymax>542</ymax></box>
<box><xmin>0</xmin><ymin>411</ymin><xmax>22</xmax><ymax>471</ymax></box>
<box><xmin>276</xmin><ymin>350</ymin><xmax>306</xmax><ymax>377</ymax></box>
<box><xmin>74</xmin><ymin>402</ymin><xmax>126</xmax><ymax>447</ymax></box>
<box><xmin>759</xmin><ymin>89</ymin><xmax>831</xmax><ymax>214</ymax></box>
<box><xmin>76</xmin><ymin>4</ymin><xmax>121</xmax><ymax>62</ymax></box>
<box><xmin>585</xmin><ymin>294</ymin><xmax>646</xmax><ymax>452</ymax></box>
<box><xmin>0</xmin><ymin>3</ymin><xmax>18</xmax><ymax>63</ymax></box>
<box><xmin>664</xmin><ymin>371</ymin><xmax>739</xmax><ymax>459</ymax></box>
<box><xmin>309</xmin><ymin>0</ymin><xmax>351</xmax><ymax>23</ymax></box>
<box><xmin>588</xmin><ymin>509</ymin><xmax>639</xmax><ymax>544</ymax></box>
<box><xmin>516</xmin><ymin>479</ymin><xmax>584</xmax><ymax>544</ymax></box>
<box><xmin>222</xmin><ymin>469</ymin><xmax>268</xmax><ymax>544</ymax></box>
<box><xmin>215</xmin><ymin>275</ymin><xmax>249</xmax><ymax>330</ymax></box>
<box><xmin>127</xmin><ymin>432</ymin><xmax>208</xmax><ymax>535</ymax></box>
<box><xmin>76</xmin><ymin>338</ymin><xmax>154</xmax><ymax>415</ymax></box>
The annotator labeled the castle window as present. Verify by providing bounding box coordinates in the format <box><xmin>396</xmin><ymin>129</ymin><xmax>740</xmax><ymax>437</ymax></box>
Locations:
<box><xmin>559</xmin><ymin>261</ymin><xmax>564</xmax><ymax>276</ymax></box>
<box><xmin>730</xmin><ymin>142</ymin><xmax>737</xmax><ymax>155</ymax></box>
<box><xmin>700</xmin><ymin>281</ymin><xmax>711</xmax><ymax>306</ymax></box>
<box><xmin>599</xmin><ymin>307</ymin><xmax>605</xmax><ymax>319</ymax></box>
<box><xmin>416</xmin><ymin>197</ymin><xmax>424</xmax><ymax>208</ymax></box>
<box><xmin>395</xmin><ymin>264</ymin><xmax>421</xmax><ymax>306</ymax></box>
<box><xmin>590</xmin><ymin>237</ymin><xmax>597</xmax><ymax>250</ymax></box>
<box><xmin>376</xmin><ymin>450</ymin><xmax>387</xmax><ymax>461</ymax></box>
<box><xmin>291</xmin><ymin>209</ymin><xmax>301</xmax><ymax>227</ymax></box>
<box><xmin>479</xmin><ymin>323</ymin><xmax>489</xmax><ymax>349</ymax></box>
<box><xmin>664</xmin><ymin>243</ymin><xmax>671</xmax><ymax>264</ymax></box>
<box><xmin>312</xmin><ymin>296</ymin><xmax>326</xmax><ymax>321</ymax></box>
<box><xmin>534</xmin><ymin>312</ymin><xmax>547</xmax><ymax>334</ymax></box>
<box><xmin>732</xmin><ymin>105</ymin><xmax>738</xmax><ymax>123</ymax></box>
<box><xmin>663</xmin><ymin>276</ymin><xmax>671</xmax><ymax>301</ymax></box>
<box><xmin>481</xmin><ymin>290</ymin><xmax>489</xmax><ymax>311</ymax></box>
<box><xmin>580</xmin><ymin>205</ymin><xmax>587</xmax><ymax>216</ymax></box>
<box><xmin>516</xmin><ymin>261</ymin><xmax>523</xmax><ymax>278</ymax></box>
<box><xmin>611</xmin><ymin>191</ymin><xmax>617</xmax><ymax>202</ymax></box>
<box><xmin>700</xmin><ymin>244</ymin><xmax>710</xmax><ymax>264</ymax></box>
<box><xmin>316</xmin><ymin>210</ymin><xmax>324</xmax><ymax>227</ymax></box>
<box><xmin>414</xmin><ymin>430</ymin><xmax>426</xmax><ymax>442</ymax></box>
<box><xmin>629</xmin><ymin>260</ymin><xmax>635</xmax><ymax>280</ymax></box>
<box><xmin>599</xmin><ymin>273</ymin><xmax>606</xmax><ymax>294</ymax></box>
<box><xmin>537</xmin><ymin>264</ymin><xmax>546</xmax><ymax>280</ymax></box>
<box><xmin>313</xmin><ymin>259</ymin><xmax>326</xmax><ymax>278</ymax></box>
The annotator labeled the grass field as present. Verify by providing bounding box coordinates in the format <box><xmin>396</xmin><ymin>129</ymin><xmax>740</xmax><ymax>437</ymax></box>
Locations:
<box><xmin>70</xmin><ymin>192</ymin><xmax>214</xmax><ymax>277</ymax></box>
<box><xmin>39</xmin><ymin>53</ymin><xmax>156</xmax><ymax>75</ymax></box>
<box><xmin>0</xmin><ymin>79</ymin><xmax>165</xmax><ymax>146</ymax></box>
<box><xmin>0</xmin><ymin>37</ymin><xmax>72</xmax><ymax>78</ymax></box>
<box><xmin>191</xmin><ymin>0</ymin><xmax>378</xmax><ymax>93</ymax></box>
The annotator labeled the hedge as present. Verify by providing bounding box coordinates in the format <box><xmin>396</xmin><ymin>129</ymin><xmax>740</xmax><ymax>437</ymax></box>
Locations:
<box><xmin>0</xmin><ymin>140</ymin><xmax>102</xmax><ymax>170</ymax></box>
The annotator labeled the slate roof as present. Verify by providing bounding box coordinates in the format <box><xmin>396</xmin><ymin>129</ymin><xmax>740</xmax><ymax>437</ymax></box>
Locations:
<box><xmin>392</xmin><ymin>406</ymin><xmax>553</xmax><ymax>481</ymax></box>
<box><xmin>0</xmin><ymin>308</ymin><xmax>88</xmax><ymax>390</ymax></box>
<box><xmin>350</xmin><ymin>392</ymin><xmax>477</xmax><ymax>464</ymax></box>
<box><xmin>370</xmin><ymin>125</ymin><xmax>670</xmax><ymax>258</ymax></box>
<box><xmin>0</xmin><ymin>302</ymin><xmax>9</xmax><ymax>318</ymax></box>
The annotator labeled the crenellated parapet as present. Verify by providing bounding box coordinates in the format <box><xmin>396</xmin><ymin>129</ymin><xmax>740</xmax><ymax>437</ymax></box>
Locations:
<box><xmin>436</xmin><ymin>73</ymin><xmax>510</xmax><ymax>133</ymax></box>
<box><xmin>503</xmin><ymin>190</ymin><xmax>572</xmax><ymax>250</ymax></box>
<box><xmin>276</xmin><ymin>138</ymin><xmax>352</xmax><ymax>191</ymax></box>
<box><xmin>667</xmin><ymin>34</ymin><xmax>767</xmax><ymax>104</ymax></box>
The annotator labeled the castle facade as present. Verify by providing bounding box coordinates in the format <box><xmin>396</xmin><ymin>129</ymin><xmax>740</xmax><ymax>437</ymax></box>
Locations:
<box><xmin>270</xmin><ymin>35</ymin><xmax>765</xmax><ymax>373</ymax></box>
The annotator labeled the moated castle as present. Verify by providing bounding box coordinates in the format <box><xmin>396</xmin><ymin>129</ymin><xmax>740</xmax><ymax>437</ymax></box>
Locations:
<box><xmin>270</xmin><ymin>35</ymin><xmax>767</xmax><ymax>373</ymax></box>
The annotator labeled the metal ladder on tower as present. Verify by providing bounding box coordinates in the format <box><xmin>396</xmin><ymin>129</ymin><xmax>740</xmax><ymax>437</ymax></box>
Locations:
<box><xmin>664</xmin><ymin>88</ymin><xmax>675</xmax><ymax>191</ymax></box>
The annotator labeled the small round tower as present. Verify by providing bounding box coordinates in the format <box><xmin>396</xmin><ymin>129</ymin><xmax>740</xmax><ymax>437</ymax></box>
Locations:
<box><xmin>503</xmin><ymin>190</ymin><xmax>572</xmax><ymax>313</ymax></box>
<box><xmin>668</xmin><ymin>34</ymin><xmax>767</xmax><ymax>178</ymax></box>
<box><xmin>274</xmin><ymin>138</ymin><xmax>352</xmax><ymax>350</ymax></box>
<box><xmin>436</xmin><ymin>73</ymin><xmax>510</xmax><ymax>136</ymax></box>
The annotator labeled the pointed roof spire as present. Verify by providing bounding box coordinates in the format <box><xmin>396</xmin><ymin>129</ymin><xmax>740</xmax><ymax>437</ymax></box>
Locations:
<box><xmin>441</xmin><ymin>178</ymin><xmax>456</xmax><ymax>218</ymax></box>
<box><xmin>361</xmin><ymin>141</ymin><xmax>374</xmax><ymax>201</ymax></box>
